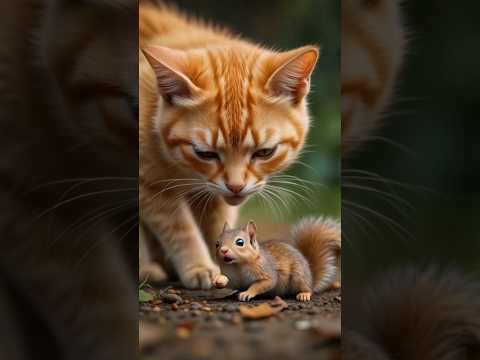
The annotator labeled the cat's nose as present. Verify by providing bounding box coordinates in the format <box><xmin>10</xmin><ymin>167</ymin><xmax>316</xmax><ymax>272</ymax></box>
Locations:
<box><xmin>226</xmin><ymin>183</ymin><xmax>245</xmax><ymax>194</ymax></box>
<box><xmin>220</xmin><ymin>247</ymin><xmax>229</xmax><ymax>254</ymax></box>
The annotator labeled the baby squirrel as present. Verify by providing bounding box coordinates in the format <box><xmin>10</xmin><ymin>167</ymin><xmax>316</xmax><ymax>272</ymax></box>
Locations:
<box><xmin>213</xmin><ymin>218</ymin><xmax>341</xmax><ymax>302</ymax></box>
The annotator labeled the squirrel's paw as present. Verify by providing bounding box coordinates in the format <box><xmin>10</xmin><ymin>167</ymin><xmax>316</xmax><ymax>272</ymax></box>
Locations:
<box><xmin>213</xmin><ymin>274</ymin><xmax>229</xmax><ymax>289</ymax></box>
<box><xmin>180</xmin><ymin>263</ymin><xmax>220</xmax><ymax>290</ymax></box>
<box><xmin>296</xmin><ymin>292</ymin><xmax>312</xmax><ymax>302</ymax></box>
<box><xmin>238</xmin><ymin>291</ymin><xmax>256</xmax><ymax>302</ymax></box>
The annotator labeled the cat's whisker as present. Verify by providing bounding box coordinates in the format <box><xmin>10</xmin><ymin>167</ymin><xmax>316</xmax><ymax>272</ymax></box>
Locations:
<box><xmin>26</xmin><ymin>177</ymin><xmax>137</xmax><ymax>194</ymax></box>
<box><xmin>261</xmin><ymin>187</ymin><xmax>289</xmax><ymax>217</ymax></box>
<box><xmin>342</xmin><ymin>199</ymin><xmax>415</xmax><ymax>243</ymax></box>
<box><xmin>33</xmin><ymin>188</ymin><xmax>137</xmax><ymax>223</ymax></box>
<box><xmin>268</xmin><ymin>179</ymin><xmax>315</xmax><ymax>195</ymax></box>
<box><xmin>342</xmin><ymin>206</ymin><xmax>383</xmax><ymax>242</ymax></box>
<box><xmin>343</xmin><ymin>182</ymin><xmax>415</xmax><ymax>215</ymax></box>
<box><xmin>74</xmin><ymin>213</ymin><xmax>138</xmax><ymax>269</ymax></box>
<box><xmin>265</xmin><ymin>184</ymin><xmax>314</xmax><ymax>208</ymax></box>
<box><xmin>259</xmin><ymin>188</ymin><xmax>283</xmax><ymax>220</ymax></box>
<box><xmin>368</xmin><ymin>136</ymin><xmax>418</xmax><ymax>159</ymax></box>
<box><xmin>49</xmin><ymin>199</ymin><xmax>137</xmax><ymax>249</ymax></box>
<box><xmin>342</xmin><ymin>169</ymin><xmax>435</xmax><ymax>193</ymax></box>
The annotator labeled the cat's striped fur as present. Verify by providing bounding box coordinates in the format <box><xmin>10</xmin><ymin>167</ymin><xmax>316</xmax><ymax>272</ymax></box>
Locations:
<box><xmin>139</xmin><ymin>3</ymin><xmax>319</xmax><ymax>289</ymax></box>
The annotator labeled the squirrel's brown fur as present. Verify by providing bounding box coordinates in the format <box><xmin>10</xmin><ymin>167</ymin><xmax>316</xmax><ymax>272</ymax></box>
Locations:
<box><xmin>214</xmin><ymin>218</ymin><xmax>341</xmax><ymax>302</ymax></box>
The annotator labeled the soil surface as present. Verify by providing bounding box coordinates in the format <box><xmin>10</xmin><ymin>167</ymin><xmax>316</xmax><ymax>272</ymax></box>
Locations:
<box><xmin>139</xmin><ymin>282</ymin><xmax>341</xmax><ymax>360</ymax></box>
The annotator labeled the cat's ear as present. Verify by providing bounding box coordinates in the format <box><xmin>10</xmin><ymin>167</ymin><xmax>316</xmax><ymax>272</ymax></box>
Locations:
<box><xmin>245</xmin><ymin>220</ymin><xmax>257</xmax><ymax>247</ymax></box>
<box><xmin>142</xmin><ymin>45</ymin><xmax>202</xmax><ymax>106</ymax></box>
<box><xmin>266</xmin><ymin>45</ymin><xmax>319</xmax><ymax>103</ymax></box>
<box><xmin>223</xmin><ymin>222</ymin><xmax>230</xmax><ymax>232</ymax></box>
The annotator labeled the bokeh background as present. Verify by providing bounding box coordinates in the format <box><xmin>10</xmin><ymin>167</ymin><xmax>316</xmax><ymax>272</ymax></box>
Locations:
<box><xmin>343</xmin><ymin>0</ymin><xmax>480</xmax><ymax>287</ymax></box>
<box><xmin>173</xmin><ymin>0</ymin><xmax>341</xmax><ymax>238</ymax></box>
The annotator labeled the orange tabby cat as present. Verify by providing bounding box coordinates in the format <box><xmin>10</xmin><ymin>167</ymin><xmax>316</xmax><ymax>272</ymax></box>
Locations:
<box><xmin>139</xmin><ymin>3</ymin><xmax>319</xmax><ymax>289</ymax></box>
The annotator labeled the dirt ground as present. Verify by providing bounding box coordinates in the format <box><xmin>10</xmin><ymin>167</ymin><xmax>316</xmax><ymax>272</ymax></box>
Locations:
<box><xmin>139</xmin><ymin>282</ymin><xmax>341</xmax><ymax>360</ymax></box>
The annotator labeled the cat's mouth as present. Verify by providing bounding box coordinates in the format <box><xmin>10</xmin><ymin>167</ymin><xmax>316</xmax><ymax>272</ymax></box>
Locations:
<box><xmin>224</xmin><ymin>195</ymin><xmax>247</xmax><ymax>206</ymax></box>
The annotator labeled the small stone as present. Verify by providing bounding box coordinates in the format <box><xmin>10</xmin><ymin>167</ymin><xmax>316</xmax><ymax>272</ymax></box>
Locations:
<box><xmin>191</xmin><ymin>302</ymin><xmax>202</xmax><ymax>310</ymax></box>
<box><xmin>295</xmin><ymin>320</ymin><xmax>312</xmax><ymax>331</ymax></box>
<box><xmin>192</xmin><ymin>310</ymin><xmax>202</xmax><ymax>317</ymax></box>
<box><xmin>224</xmin><ymin>304</ymin><xmax>238</xmax><ymax>312</ymax></box>
<box><xmin>171</xmin><ymin>303</ymin><xmax>178</xmax><ymax>311</ymax></box>
<box><xmin>201</xmin><ymin>306</ymin><xmax>212</xmax><ymax>312</ymax></box>
<box><xmin>167</xmin><ymin>289</ymin><xmax>177</xmax><ymax>294</ymax></box>
<box><xmin>161</xmin><ymin>293</ymin><xmax>183</xmax><ymax>304</ymax></box>
<box><xmin>307</xmin><ymin>309</ymin><xmax>318</xmax><ymax>315</ymax></box>
<box><xmin>334</xmin><ymin>296</ymin><xmax>341</xmax><ymax>302</ymax></box>
<box><xmin>202</xmin><ymin>300</ymin><xmax>208</xmax><ymax>305</ymax></box>
<box><xmin>153</xmin><ymin>306</ymin><xmax>161</xmax><ymax>312</ymax></box>
<box><xmin>184</xmin><ymin>299</ymin><xmax>190</xmax><ymax>304</ymax></box>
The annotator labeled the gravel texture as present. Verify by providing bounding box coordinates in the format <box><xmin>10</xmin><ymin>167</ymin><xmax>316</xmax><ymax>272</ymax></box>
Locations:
<box><xmin>139</xmin><ymin>282</ymin><xmax>341</xmax><ymax>360</ymax></box>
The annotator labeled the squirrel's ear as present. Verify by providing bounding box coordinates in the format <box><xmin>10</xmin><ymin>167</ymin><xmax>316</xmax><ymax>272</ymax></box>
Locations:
<box><xmin>223</xmin><ymin>222</ymin><xmax>230</xmax><ymax>232</ymax></box>
<box><xmin>246</xmin><ymin>220</ymin><xmax>257</xmax><ymax>245</ymax></box>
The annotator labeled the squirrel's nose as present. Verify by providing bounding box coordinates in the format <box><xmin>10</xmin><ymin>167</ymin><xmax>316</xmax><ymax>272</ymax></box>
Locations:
<box><xmin>220</xmin><ymin>247</ymin><xmax>229</xmax><ymax>254</ymax></box>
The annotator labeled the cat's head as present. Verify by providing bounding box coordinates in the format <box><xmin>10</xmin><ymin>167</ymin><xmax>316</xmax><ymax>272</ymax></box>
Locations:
<box><xmin>142</xmin><ymin>44</ymin><xmax>318</xmax><ymax>205</ymax></box>
<box><xmin>342</xmin><ymin>0</ymin><xmax>405</xmax><ymax>155</ymax></box>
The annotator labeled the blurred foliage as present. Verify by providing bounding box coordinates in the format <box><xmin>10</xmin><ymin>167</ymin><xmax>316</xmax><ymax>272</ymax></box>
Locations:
<box><xmin>174</xmin><ymin>0</ymin><xmax>340</xmax><ymax>231</ymax></box>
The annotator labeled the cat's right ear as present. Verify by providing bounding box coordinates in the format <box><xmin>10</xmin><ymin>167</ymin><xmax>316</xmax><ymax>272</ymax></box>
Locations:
<box><xmin>142</xmin><ymin>46</ymin><xmax>202</xmax><ymax>106</ymax></box>
<box><xmin>265</xmin><ymin>45</ymin><xmax>320</xmax><ymax>104</ymax></box>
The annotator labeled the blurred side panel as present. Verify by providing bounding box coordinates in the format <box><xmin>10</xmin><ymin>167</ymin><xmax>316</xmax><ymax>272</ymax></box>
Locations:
<box><xmin>342</xmin><ymin>0</ymin><xmax>480</xmax><ymax>358</ymax></box>
<box><xmin>0</xmin><ymin>1</ymin><xmax>138</xmax><ymax>359</ymax></box>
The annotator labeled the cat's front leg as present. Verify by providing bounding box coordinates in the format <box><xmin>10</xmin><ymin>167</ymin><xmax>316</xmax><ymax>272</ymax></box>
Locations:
<box><xmin>141</xmin><ymin>192</ymin><xmax>219</xmax><ymax>289</ymax></box>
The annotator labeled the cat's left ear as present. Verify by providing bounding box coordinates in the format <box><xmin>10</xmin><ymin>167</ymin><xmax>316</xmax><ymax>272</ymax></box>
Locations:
<box><xmin>266</xmin><ymin>45</ymin><xmax>320</xmax><ymax>103</ymax></box>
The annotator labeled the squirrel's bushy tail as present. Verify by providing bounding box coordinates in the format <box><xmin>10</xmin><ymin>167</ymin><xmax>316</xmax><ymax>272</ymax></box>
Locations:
<box><xmin>292</xmin><ymin>217</ymin><xmax>341</xmax><ymax>292</ymax></box>
<box><xmin>343</xmin><ymin>268</ymin><xmax>480</xmax><ymax>360</ymax></box>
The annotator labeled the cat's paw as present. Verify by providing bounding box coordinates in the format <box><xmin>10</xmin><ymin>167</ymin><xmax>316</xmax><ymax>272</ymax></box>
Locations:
<box><xmin>139</xmin><ymin>263</ymin><xmax>167</xmax><ymax>283</ymax></box>
<box><xmin>238</xmin><ymin>290</ymin><xmax>256</xmax><ymax>302</ymax></box>
<box><xmin>181</xmin><ymin>264</ymin><xmax>220</xmax><ymax>290</ymax></box>
<box><xmin>296</xmin><ymin>292</ymin><xmax>312</xmax><ymax>302</ymax></box>
<box><xmin>213</xmin><ymin>274</ymin><xmax>229</xmax><ymax>289</ymax></box>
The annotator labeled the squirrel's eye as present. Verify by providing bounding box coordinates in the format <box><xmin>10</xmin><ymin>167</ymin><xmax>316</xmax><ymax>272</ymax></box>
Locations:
<box><xmin>193</xmin><ymin>145</ymin><xmax>220</xmax><ymax>161</ymax></box>
<box><xmin>235</xmin><ymin>238</ymin><xmax>245</xmax><ymax>247</ymax></box>
<box><xmin>252</xmin><ymin>146</ymin><xmax>277</xmax><ymax>160</ymax></box>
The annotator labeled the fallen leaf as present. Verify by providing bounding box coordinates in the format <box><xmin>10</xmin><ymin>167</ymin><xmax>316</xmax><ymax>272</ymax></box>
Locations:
<box><xmin>139</xmin><ymin>289</ymin><xmax>154</xmax><ymax>303</ymax></box>
<box><xmin>239</xmin><ymin>303</ymin><xmax>285</xmax><ymax>320</ymax></box>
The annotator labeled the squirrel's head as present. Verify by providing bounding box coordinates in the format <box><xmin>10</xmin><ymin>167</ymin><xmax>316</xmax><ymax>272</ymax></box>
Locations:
<box><xmin>215</xmin><ymin>220</ymin><xmax>259</xmax><ymax>265</ymax></box>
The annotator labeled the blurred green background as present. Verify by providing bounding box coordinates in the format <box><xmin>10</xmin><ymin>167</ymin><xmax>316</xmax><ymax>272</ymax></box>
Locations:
<box><xmin>174</xmin><ymin>0</ymin><xmax>340</xmax><ymax>237</ymax></box>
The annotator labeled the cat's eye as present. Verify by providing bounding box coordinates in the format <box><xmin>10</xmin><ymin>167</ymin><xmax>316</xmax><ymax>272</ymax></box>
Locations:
<box><xmin>192</xmin><ymin>145</ymin><xmax>220</xmax><ymax>161</ymax></box>
<box><xmin>252</xmin><ymin>146</ymin><xmax>277</xmax><ymax>160</ymax></box>
<box><xmin>215</xmin><ymin>242</ymin><xmax>220</xmax><ymax>248</ymax></box>
<box><xmin>235</xmin><ymin>238</ymin><xmax>245</xmax><ymax>247</ymax></box>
